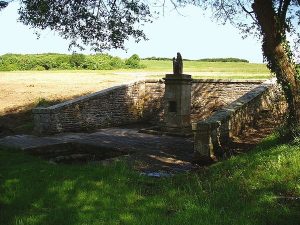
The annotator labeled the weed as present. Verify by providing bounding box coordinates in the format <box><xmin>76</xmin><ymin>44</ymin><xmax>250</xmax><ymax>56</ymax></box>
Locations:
<box><xmin>35</xmin><ymin>98</ymin><xmax>51</xmax><ymax>107</ymax></box>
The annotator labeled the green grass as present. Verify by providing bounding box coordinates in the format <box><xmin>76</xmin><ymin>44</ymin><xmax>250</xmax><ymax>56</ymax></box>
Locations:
<box><xmin>0</xmin><ymin>135</ymin><xmax>299</xmax><ymax>225</ymax></box>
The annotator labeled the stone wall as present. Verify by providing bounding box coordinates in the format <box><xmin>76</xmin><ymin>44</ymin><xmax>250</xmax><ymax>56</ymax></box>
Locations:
<box><xmin>193</xmin><ymin>78</ymin><xmax>287</xmax><ymax>160</ymax></box>
<box><xmin>33</xmin><ymin>80</ymin><xmax>164</xmax><ymax>134</ymax></box>
<box><xmin>33</xmin><ymin>79</ymin><xmax>265</xmax><ymax>134</ymax></box>
<box><xmin>191</xmin><ymin>80</ymin><xmax>262</xmax><ymax>122</ymax></box>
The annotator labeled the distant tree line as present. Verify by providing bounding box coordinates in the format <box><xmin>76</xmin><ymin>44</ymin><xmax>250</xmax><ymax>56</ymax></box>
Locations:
<box><xmin>0</xmin><ymin>53</ymin><xmax>144</xmax><ymax>71</ymax></box>
<box><xmin>143</xmin><ymin>57</ymin><xmax>249</xmax><ymax>63</ymax></box>
<box><xmin>195</xmin><ymin>58</ymin><xmax>249</xmax><ymax>63</ymax></box>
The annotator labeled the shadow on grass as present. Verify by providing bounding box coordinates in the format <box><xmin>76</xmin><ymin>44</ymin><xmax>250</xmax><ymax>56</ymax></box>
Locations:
<box><xmin>0</xmin><ymin>134</ymin><xmax>299</xmax><ymax>225</ymax></box>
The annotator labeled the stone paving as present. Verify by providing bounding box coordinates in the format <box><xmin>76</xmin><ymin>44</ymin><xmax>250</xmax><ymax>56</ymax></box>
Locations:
<box><xmin>0</xmin><ymin>127</ymin><xmax>197</xmax><ymax>173</ymax></box>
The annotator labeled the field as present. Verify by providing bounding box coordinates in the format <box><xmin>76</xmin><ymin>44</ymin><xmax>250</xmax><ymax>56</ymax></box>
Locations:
<box><xmin>0</xmin><ymin>61</ymin><xmax>271</xmax><ymax>115</ymax></box>
<box><xmin>0</xmin><ymin>71</ymin><xmax>141</xmax><ymax>114</ymax></box>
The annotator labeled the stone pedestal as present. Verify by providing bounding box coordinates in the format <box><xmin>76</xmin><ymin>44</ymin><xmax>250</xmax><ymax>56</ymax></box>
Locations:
<box><xmin>163</xmin><ymin>74</ymin><xmax>192</xmax><ymax>132</ymax></box>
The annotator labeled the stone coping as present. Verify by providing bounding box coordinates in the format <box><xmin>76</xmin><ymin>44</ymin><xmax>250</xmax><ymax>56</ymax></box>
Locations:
<box><xmin>33</xmin><ymin>79</ymin><xmax>149</xmax><ymax>114</ymax></box>
<box><xmin>191</xmin><ymin>79</ymin><xmax>266</xmax><ymax>84</ymax></box>
<box><xmin>193</xmin><ymin>78</ymin><xmax>276</xmax><ymax>129</ymax></box>
<box><xmin>164</xmin><ymin>74</ymin><xmax>192</xmax><ymax>80</ymax></box>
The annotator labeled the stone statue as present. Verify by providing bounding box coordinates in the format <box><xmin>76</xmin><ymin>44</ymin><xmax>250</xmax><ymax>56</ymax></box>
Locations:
<box><xmin>173</xmin><ymin>52</ymin><xmax>183</xmax><ymax>75</ymax></box>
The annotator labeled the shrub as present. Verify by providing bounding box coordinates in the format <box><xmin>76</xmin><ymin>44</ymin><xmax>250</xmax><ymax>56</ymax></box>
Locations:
<box><xmin>69</xmin><ymin>53</ymin><xmax>86</xmax><ymax>68</ymax></box>
<box><xmin>33</xmin><ymin>65</ymin><xmax>45</xmax><ymax>71</ymax></box>
<box><xmin>109</xmin><ymin>56</ymin><xmax>125</xmax><ymax>69</ymax></box>
<box><xmin>125</xmin><ymin>54</ymin><xmax>144</xmax><ymax>68</ymax></box>
<box><xmin>59</xmin><ymin>62</ymin><xmax>72</xmax><ymax>70</ymax></box>
<box><xmin>35</xmin><ymin>97</ymin><xmax>51</xmax><ymax>107</ymax></box>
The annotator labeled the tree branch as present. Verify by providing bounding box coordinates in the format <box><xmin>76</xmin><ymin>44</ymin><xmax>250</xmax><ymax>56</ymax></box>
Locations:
<box><xmin>278</xmin><ymin>0</ymin><xmax>283</xmax><ymax>14</ymax></box>
<box><xmin>215</xmin><ymin>0</ymin><xmax>233</xmax><ymax>23</ymax></box>
<box><xmin>169</xmin><ymin>0</ymin><xmax>185</xmax><ymax>16</ymax></box>
<box><xmin>237</xmin><ymin>0</ymin><xmax>257</xmax><ymax>23</ymax></box>
<box><xmin>280</xmin><ymin>0</ymin><xmax>291</xmax><ymax>21</ymax></box>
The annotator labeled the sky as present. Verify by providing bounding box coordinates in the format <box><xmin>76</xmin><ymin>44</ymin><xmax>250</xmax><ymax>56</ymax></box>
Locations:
<box><xmin>0</xmin><ymin>2</ymin><xmax>264</xmax><ymax>63</ymax></box>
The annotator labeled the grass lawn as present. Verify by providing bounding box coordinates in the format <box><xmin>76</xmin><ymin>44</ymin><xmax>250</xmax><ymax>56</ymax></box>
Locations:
<box><xmin>0</xmin><ymin>135</ymin><xmax>299</xmax><ymax>225</ymax></box>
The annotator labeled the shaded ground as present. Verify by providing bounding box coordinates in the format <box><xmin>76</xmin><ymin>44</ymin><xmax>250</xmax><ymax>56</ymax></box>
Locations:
<box><xmin>0</xmin><ymin>126</ymin><xmax>196</xmax><ymax>173</ymax></box>
<box><xmin>225</xmin><ymin>115</ymin><xmax>283</xmax><ymax>157</ymax></box>
<box><xmin>0</xmin><ymin>113</ymin><xmax>282</xmax><ymax>173</ymax></box>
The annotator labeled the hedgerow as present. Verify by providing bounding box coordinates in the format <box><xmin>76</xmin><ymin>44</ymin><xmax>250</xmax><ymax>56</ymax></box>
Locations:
<box><xmin>0</xmin><ymin>53</ymin><xmax>144</xmax><ymax>71</ymax></box>
<box><xmin>197</xmin><ymin>57</ymin><xmax>249</xmax><ymax>63</ymax></box>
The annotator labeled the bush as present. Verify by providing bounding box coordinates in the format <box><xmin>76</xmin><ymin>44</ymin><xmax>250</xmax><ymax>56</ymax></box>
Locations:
<box><xmin>33</xmin><ymin>65</ymin><xmax>45</xmax><ymax>71</ymax></box>
<box><xmin>35</xmin><ymin>97</ymin><xmax>51</xmax><ymax>107</ymax></box>
<box><xmin>82</xmin><ymin>54</ymin><xmax>127</xmax><ymax>70</ymax></box>
<box><xmin>59</xmin><ymin>62</ymin><xmax>72</xmax><ymax>70</ymax></box>
<box><xmin>125</xmin><ymin>54</ymin><xmax>144</xmax><ymax>68</ymax></box>
<box><xmin>69</xmin><ymin>53</ymin><xmax>86</xmax><ymax>68</ymax></box>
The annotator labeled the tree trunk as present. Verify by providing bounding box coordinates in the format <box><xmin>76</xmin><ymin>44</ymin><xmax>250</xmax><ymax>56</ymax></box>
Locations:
<box><xmin>252</xmin><ymin>0</ymin><xmax>300</xmax><ymax>127</ymax></box>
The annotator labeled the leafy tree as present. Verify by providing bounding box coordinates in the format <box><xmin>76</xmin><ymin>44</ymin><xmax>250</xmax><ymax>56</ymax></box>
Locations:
<box><xmin>125</xmin><ymin>54</ymin><xmax>143</xmax><ymax>68</ymax></box>
<box><xmin>1</xmin><ymin>0</ymin><xmax>300</xmax><ymax>134</ymax></box>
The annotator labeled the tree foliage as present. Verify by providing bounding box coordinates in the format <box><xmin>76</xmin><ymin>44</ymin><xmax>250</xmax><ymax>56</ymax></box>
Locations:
<box><xmin>0</xmin><ymin>1</ymin><xmax>8</xmax><ymax>10</ymax></box>
<box><xmin>16</xmin><ymin>0</ymin><xmax>152</xmax><ymax>51</ymax></box>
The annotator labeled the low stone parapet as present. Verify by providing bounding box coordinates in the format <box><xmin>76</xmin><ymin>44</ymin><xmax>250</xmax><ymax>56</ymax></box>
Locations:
<box><xmin>193</xmin><ymin>78</ymin><xmax>287</xmax><ymax>160</ymax></box>
<box><xmin>33</xmin><ymin>79</ymin><xmax>164</xmax><ymax>134</ymax></box>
